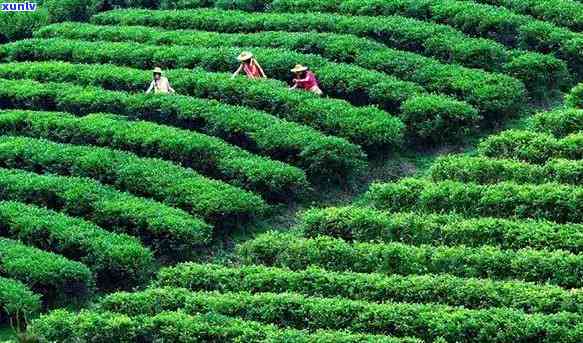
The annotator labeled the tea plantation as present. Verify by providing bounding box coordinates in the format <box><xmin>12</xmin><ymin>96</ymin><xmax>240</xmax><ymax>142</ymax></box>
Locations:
<box><xmin>0</xmin><ymin>0</ymin><xmax>583</xmax><ymax>341</ymax></box>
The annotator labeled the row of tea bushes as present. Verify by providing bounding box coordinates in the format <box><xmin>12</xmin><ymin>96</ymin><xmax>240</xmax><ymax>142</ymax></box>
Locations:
<box><xmin>463</xmin><ymin>0</ymin><xmax>583</xmax><ymax>31</ymax></box>
<box><xmin>299</xmin><ymin>206</ymin><xmax>583</xmax><ymax>253</ymax></box>
<box><xmin>0</xmin><ymin>276</ymin><xmax>40</xmax><ymax>326</ymax></box>
<box><xmin>0</xmin><ymin>201</ymin><xmax>154</xmax><ymax>290</ymax></box>
<box><xmin>0</xmin><ymin>135</ymin><xmax>266</xmax><ymax>224</ymax></box>
<box><xmin>429</xmin><ymin>155</ymin><xmax>583</xmax><ymax>185</ymax></box>
<box><xmin>161</xmin><ymin>0</ymin><xmax>583</xmax><ymax>32</ymax></box>
<box><xmin>91</xmin><ymin>9</ymin><xmax>571</xmax><ymax>93</ymax></box>
<box><xmin>477</xmin><ymin>130</ymin><xmax>583</xmax><ymax>164</ymax></box>
<box><xmin>238</xmin><ymin>0</ymin><xmax>583</xmax><ymax>78</ymax></box>
<box><xmin>0</xmin><ymin>109</ymin><xmax>307</xmax><ymax>201</ymax></box>
<box><xmin>150</xmin><ymin>1</ymin><xmax>583</xmax><ymax>79</ymax></box>
<box><xmin>29</xmin><ymin>310</ymin><xmax>420</xmax><ymax>343</ymax></box>
<box><xmin>528</xmin><ymin>108</ymin><xmax>583</xmax><ymax>137</ymax></box>
<box><xmin>97</xmin><ymin>287</ymin><xmax>583</xmax><ymax>342</ymax></box>
<box><xmin>0</xmin><ymin>167</ymin><xmax>211</xmax><ymax>260</ymax></box>
<box><xmin>0</xmin><ymin>60</ymin><xmax>406</xmax><ymax>149</ymax></box>
<box><xmin>0</xmin><ymin>78</ymin><xmax>367</xmax><ymax>182</ymax></box>
<box><xmin>0</xmin><ymin>39</ymin><xmax>482</xmax><ymax>145</ymax></box>
<box><xmin>238</xmin><ymin>232</ymin><xmax>583</xmax><ymax>287</ymax></box>
<box><xmin>156</xmin><ymin>263</ymin><xmax>583</xmax><ymax>314</ymax></box>
<box><xmin>34</xmin><ymin>22</ymin><xmax>526</xmax><ymax>116</ymax></box>
<box><xmin>365</xmin><ymin>178</ymin><xmax>583</xmax><ymax>223</ymax></box>
<box><xmin>0</xmin><ymin>238</ymin><xmax>93</xmax><ymax>307</ymax></box>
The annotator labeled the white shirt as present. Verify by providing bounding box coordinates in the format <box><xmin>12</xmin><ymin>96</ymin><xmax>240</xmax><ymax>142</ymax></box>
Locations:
<box><xmin>146</xmin><ymin>77</ymin><xmax>175</xmax><ymax>94</ymax></box>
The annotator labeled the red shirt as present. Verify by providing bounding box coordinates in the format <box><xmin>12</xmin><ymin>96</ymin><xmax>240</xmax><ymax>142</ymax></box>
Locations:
<box><xmin>295</xmin><ymin>71</ymin><xmax>319</xmax><ymax>90</ymax></box>
<box><xmin>243</xmin><ymin>60</ymin><xmax>263</xmax><ymax>79</ymax></box>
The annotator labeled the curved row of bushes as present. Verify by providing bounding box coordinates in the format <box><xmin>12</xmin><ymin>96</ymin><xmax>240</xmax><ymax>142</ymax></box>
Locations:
<box><xmin>464</xmin><ymin>0</ymin><xmax>583</xmax><ymax>31</ymax></box>
<box><xmin>157</xmin><ymin>263</ymin><xmax>583</xmax><ymax>314</ymax></box>
<box><xmin>299</xmin><ymin>206</ymin><xmax>583</xmax><ymax>253</ymax></box>
<box><xmin>0</xmin><ymin>39</ymin><xmax>482</xmax><ymax>145</ymax></box>
<box><xmin>0</xmin><ymin>110</ymin><xmax>307</xmax><ymax>201</ymax></box>
<box><xmin>528</xmin><ymin>108</ymin><xmax>583</xmax><ymax>137</ymax></box>
<box><xmin>429</xmin><ymin>155</ymin><xmax>583</xmax><ymax>185</ymax></box>
<box><xmin>567</xmin><ymin>82</ymin><xmax>583</xmax><ymax>108</ymax></box>
<box><xmin>0</xmin><ymin>167</ymin><xmax>211</xmax><ymax>260</ymax></box>
<box><xmin>365</xmin><ymin>178</ymin><xmax>583</xmax><ymax>223</ymax></box>
<box><xmin>477</xmin><ymin>129</ymin><xmax>583</xmax><ymax>164</ymax></box>
<box><xmin>149</xmin><ymin>1</ymin><xmax>583</xmax><ymax>79</ymax></box>
<box><xmin>0</xmin><ymin>61</ymin><xmax>406</xmax><ymax>149</ymax></box>
<box><xmin>35</xmin><ymin>22</ymin><xmax>526</xmax><ymax>117</ymax></box>
<box><xmin>233</xmin><ymin>0</ymin><xmax>583</xmax><ymax>79</ymax></box>
<box><xmin>0</xmin><ymin>276</ymin><xmax>40</xmax><ymax>326</ymax></box>
<box><xmin>0</xmin><ymin>201</ymin><xmax>154</xmax><ymax>290</ymax></box>
<box><xmin>0</xmin><ymin>238</ymin><xmax>93</xmax><ymax>307</ymax></box>
<box><xmin>0</xmin><ymin>78</ymin><xmax>366</xmax><ymax>182</ymax></box>
<box><xmin>92</xmin><ymin>9</ymin><xmax>570</xmax><ymax>94</ymax></box>
<box><xmin>238</xmin><ymin>232</ymin><xmax>583</xmax><ymax>288</ymax></box>
<box><xmin>99</xmin><ymin>288</ymin><xmax>583</xmax><ymax>342</ymax></box>
<box><xmin>30</xmin><ymin>310</ymin><xmax>419</xmax><ymax>343</ymax></box>
<box><xmin>0</xmin><ymin>135</ymin><xmax>266</xmax><ymax>224</ymax></box>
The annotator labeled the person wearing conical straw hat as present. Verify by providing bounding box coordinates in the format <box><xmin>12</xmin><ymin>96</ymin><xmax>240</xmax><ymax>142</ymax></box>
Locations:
<box><xmin>289</xmin><ymin>64</ymin><xmax>323</xmax><ymax>96</ymax></box>
<box><xmin>146</xmin><ymin>67</ymin><xmax>175</xmax><ymax>94</ymax></box>
<box><xmin>232</xmin><ymin>51</ymin><xmax>266</xmax><ymax>80</ymax></box>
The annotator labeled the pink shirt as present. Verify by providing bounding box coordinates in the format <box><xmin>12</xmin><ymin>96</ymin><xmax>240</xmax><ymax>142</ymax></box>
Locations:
<box><xmin>243</xmin><ymin>60</ymin><xmax>263</xmax><ymax>79</ymax></box>
<box><xmin>295</xmin><ymin>71</ymin><xmax>319</xmax><ymax>90</ymax></box>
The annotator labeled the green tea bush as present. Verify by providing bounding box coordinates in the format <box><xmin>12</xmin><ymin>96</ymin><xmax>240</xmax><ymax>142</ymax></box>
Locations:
<box><xmin>0</xmin><ymin>201</ymin><xmax>154</xmax><ymax>290</ymax></box>
<box><xmin>477</xmin><ymin>129</ymin><xmax>583</xmax><ymax>163</ymax></box>
<box><xmin>0</xmin><ymin>276</ymin><xmax>40</xmax><ymax>326</ymax></box>
<box><xmin>99</xmin><ymin>288</ymin><xmax>583</xmax><ymax>342</ymax></box>
<box><xmin>529</xmin><ymin>108</ymin><xmax>583</xmax><ymax>137</ymax></box>
<box><xmin>0</xmin><ymin>167</ymin><xmax>211</xmax><ymax>260</ymax></box>
<box><xmin>365</xmin><ymin>178</ymin><xmax>583</xmax><ymax>223</ymax></box>
<box><xmin>0</xmin><ymin>39</ymin><xmax>481</xmax><ymax>145</ymax></box>
<box><xmin>35</xmin><ymin>22</ymin><xmax>526</xmax><ymax>118</ymax></box>
<box><xmin>464</xmin><ymin>0</ymin><xmax>583</xmax><ymax>31</ymax></box>
<box><xmin>157</xmin><ymin>263</ymin><xmax>583</xmax><ymax>314</ymax></box>
<box><xmin>0</xmin><ymin>60</ymin><xmax>405</xmax><ymax>149</ymax></box>
<box><xmin>239</xmin><ymin>232</ymin><xmax>583</xmax><ymax>287</ymax></box>
<box><xmin>0</xmin><ymin>135</ymin><xmax>266</xmax><ymax>224</ymax></box>
<box><xmin>0</xmin><ymin>238</ymin><xmax>93</xmax><ymax>307</ymax></box>
<box><xmin>566</xmin><ymin>82</ymin><xmax>583</xmax><ymax>108</ymax></box>
<box><xmin>429</xmin><ymin>155</ymin><xmax>583</xmax><ymax>185</ymax></box>
<box><xmin>30</xmin><ymin>310</ymin><xmax>420</xmax><ymax>342</ymax></box>
<box><xmin>0</xmin><ymin>78</ymin><xmax>366</xmax><ymax>182</ymax></box>
<box><xmin>0</xmin><ymin>110</ymin><xmax>306</xmax><ymax>200</ymax></box>
<box><xmin>299</xmin><ymin>206</ymin><xmax>583</xmax><ymax>253</ymax></box>
<box><xmin>92</xmin><ymin>9</ymin><xmax>570</xmax><ymax>93</ymax></box>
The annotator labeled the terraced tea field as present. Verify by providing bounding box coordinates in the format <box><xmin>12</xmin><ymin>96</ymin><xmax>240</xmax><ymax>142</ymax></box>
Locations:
<box><xmin>0</xmin><ymin>0</ymin><xmax>582</xmax><ymax>341</ymax></box>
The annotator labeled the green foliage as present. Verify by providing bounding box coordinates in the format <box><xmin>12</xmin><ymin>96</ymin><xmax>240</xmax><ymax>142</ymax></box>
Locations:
<box><xmin>529</xmin><ymin>108</ymin><xmax>583</xmax><ymax>137</ymax></box>
<box><xmin>0</xmin><ymin>60</ymin><xmax>404</xmax><ymax>150</ymax></box>
<box><xmin>94</xmin><ymin>7</ymin><xmax>571</xmax><ymax>92</ymax></box>
<box><xmin>0</xmin><ymin>109</ymin><xmax>306</xmax><ymax>201</ymax></box>
<box><xmin>0</xmin><ymin>277</ymin><xmax>40</xmax><ymax>327</ymax></box>
<box><xmin>29</xmin><ymin>309</ymin><xmax>419</xmax><ymax>342</ymax></box>
<box><xmin>0</xmin><ymin>78</ymin><xmax>366</xmax><ymax>183</ymax></box>
<box><xmin>478</xmin><ymin>129</ymin><xmax>583</xmax><ymax>164</ymax></box>
<box><xmin>157</xmin><ymin>262</ymin><xmax>583</xmax><ymax>314</ymax></box>
<box><xmin>239</xmin><ymin>232</ymin><xmax>583</xmax><ymax>287</ymax></box>
<box><xmin>0</xmin><ymin>135</ymin><xmax>266</xmax><ymax>224</ymax></box>
<box><xmin>430</xmin><ymin>154</ymin><xmax>583</xmax><ymax>185</ymax></box>
<box><xmin>0</xmin><ymin>167</ymin><xmax>211</xmax><ymax>260</ymax></box>
<box><xmin>300</xmin><ymin>206</ymin><xmax>583</xmax><ymax>253</ymax></box>
<box><xmin>35</xmin><ymin>22</ymin><xmax>526</xmax><ymax>119</ymax></box>
<box><xmin>365</xmin><ymin>178</ymin><xmax>583</xmax><ymax>223</ymax></box>
<box><xmin>98</xmin><ymin>288</ymin><xmax>583</xmax><ymax>342</ymax></box>
<box><xmin>0</xmin><ymin>201</ymin><xmax>154</xmax><ymax>290</ymax></box>
<box><xmin>466</xmin><ymin>0</ymin><xmax>583</xmax><ymax>31</ymax></box>
<box><xmin>0</xmin><ymin>238</ymin><xmax>93</xmax><ymax>307</ymax></box>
